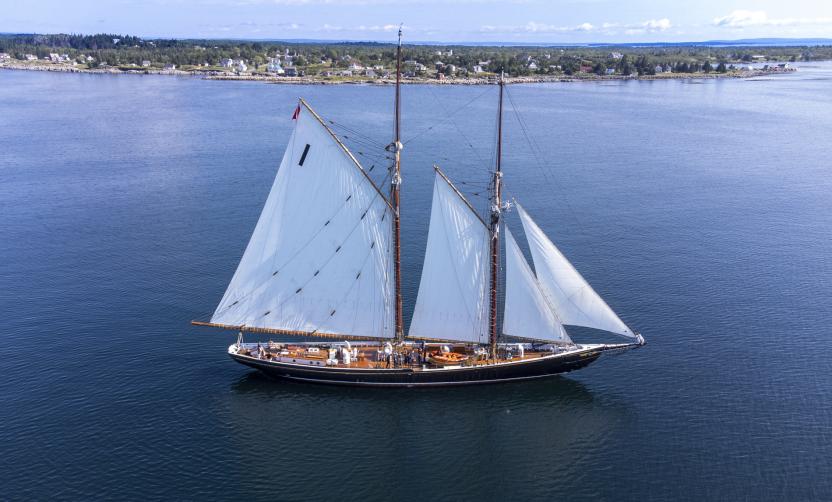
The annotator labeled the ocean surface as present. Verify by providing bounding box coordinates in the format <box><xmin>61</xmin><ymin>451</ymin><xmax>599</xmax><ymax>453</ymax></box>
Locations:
<box><xmin>1</xmin><ymin>63</ymin><xmax>831</xmax><ymax>500</ymax></box>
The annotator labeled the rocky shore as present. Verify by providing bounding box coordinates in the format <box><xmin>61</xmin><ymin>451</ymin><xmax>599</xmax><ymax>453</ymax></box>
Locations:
<box><xmin>0</xmin><ymin>60</ymin><xmax>789</xmax><ymax>85</ymax></box>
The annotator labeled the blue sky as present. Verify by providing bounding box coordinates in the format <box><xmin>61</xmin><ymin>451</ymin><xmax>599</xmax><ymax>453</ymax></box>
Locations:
<box><xmin>3</xmin><ymin>0</ymin><xmax>831</xmax><ymax>42</ymax></box>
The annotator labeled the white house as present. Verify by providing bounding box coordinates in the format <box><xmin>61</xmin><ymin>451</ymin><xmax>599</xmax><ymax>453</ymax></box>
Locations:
<box><xmin>235</xmin><ymin>61</ymin><xmax>248</xmax><ymax>72</ymax></box>
<box><xmin>164</xmin><ymin>63</ymin><xmax>176</xmax><ymax>70</ymax></box>
<box><xmin>528</xmin><ymin>61</ymin><xmax>538</xmax><ymax>70</ymax></box>
<box><xmin>142</xmin><ymin>60</ymin><xmax>151</xmax><ymax>67</ymax></box>
<box><xmin>220</xmin><ymin>58</ymin><xmax>234</xmax><ymax>68</ymax></box>
<box><xmin>267</xmin><ymin>58</ymin><xmax>284</xmax><ymax>74</ymax></box>
<box><xmin>0</xmin><ymin>53</ymin><xmax>10</xmax><ymax>60</ymax></box>
<box><xmin>473</xmin><ymin>65</ymin><xmax>485</xmax><ymax>74</ymax></box>
<box><xmin>348</xmin><ymin>62</ymin><xmax>364</xmax><ymax>71</ymax></box>
<box><xmin>364</xmin><ymin>69</ymin><xmax>376</xmax><ymax>78</ymax></box>
<box><xmin>605</xmin><ymin>68</ymin><xmax>616</xmax><ymax>75</ymax></box>
<box><xmin>25</xmin><ymin>54</ymin><xmax>38</xmax><ymax>61</ymax></box>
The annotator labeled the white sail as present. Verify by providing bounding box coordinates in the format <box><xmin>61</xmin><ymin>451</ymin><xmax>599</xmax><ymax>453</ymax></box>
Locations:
<box><xmin>503</xmin><ymin>228</ymin><xmax>572</xmax><ymax>344</ymax></box>
<box><xmin>211</xmin><ymin>102</ymin><xmax>395</xmax><ymax>338</ymax></box>
<box><xmin>517</xmin><ymin>204</ymin><xmax>635</xmax><ymax>339</ymax></box>
<box><xmin>408</xmin><ymin>172</ymin><xmax>490</xmax><ymax>343</ymax></box>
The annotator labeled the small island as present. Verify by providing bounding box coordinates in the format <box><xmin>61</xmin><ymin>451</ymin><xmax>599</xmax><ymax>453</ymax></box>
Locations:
<box><xmin>1</xmin><ymin>32</ymin><xmax>822</xmax><ymax>84</ymax></box>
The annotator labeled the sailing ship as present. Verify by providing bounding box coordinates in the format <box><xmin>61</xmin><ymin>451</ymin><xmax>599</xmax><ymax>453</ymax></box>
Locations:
<box><xmin>192</xmin><ymin>30</ymin><xmax>645</xmax><ymax>387</ymax></box>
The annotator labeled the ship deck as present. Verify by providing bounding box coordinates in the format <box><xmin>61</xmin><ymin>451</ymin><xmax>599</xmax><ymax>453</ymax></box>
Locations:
<box><xmin>233</xmin><ymin>341</ymin><xmax>603</xmax><ymax>371</ymax></box>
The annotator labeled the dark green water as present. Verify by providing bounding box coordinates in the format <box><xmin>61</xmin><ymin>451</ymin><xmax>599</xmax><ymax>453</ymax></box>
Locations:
<box><xmin>1</xmin><ymin>64</ymin><xmax>831</xmax><ymax>500</ymax></box>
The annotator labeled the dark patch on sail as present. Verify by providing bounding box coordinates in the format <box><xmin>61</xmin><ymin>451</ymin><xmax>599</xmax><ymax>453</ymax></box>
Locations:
<box><xmin>298</xmin><ymin>144</ymin><xmax>311</xmax><ymax>166</ymax></box>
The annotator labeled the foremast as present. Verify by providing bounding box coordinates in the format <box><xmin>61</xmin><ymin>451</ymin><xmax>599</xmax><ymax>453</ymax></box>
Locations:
<box><xmin>488</xmin><ymin>74</ymin><xmax>505</xmax><ymax>357</ymax></box>
<box><xmin>391</xmin><ymin>26</ymin><xmax>404</xmax><ymax>342</ymax></box>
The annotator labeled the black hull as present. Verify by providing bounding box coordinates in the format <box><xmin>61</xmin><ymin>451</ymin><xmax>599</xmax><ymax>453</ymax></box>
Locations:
<box><xmin>229</xmin><ymin>348</ymin><xmax>603</xmax><ymax>387</ymax></box>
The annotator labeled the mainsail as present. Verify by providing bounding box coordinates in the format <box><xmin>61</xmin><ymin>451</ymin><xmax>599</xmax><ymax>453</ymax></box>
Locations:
<box><xmin>503</xmin><ymin>228</ymin><xmax>572</xmax><ymax>344</ymax></box>
<box><xmin>517</xmin><ymin>204</ymin><xmax>635</xmax><ymax>339</ymax></box>
<box><xmin>408</xmin><ymin>171</ymin><xmax>490</xmax><ymax>343</ymax></box>
<box><xmin>210</xmin><ymin>101</ymin><xmax>395</xmax><ymax>338</ymax></box>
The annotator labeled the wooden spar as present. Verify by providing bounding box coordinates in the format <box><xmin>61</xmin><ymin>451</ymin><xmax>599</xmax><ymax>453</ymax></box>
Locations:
<box><xmin>298</xmin><ymin>98</ymin><xmax>394</xmax><ymax>212</ymax></box>
<box><xmin>190</xmin><ymin>321</ymin><xmax>394</xmax><ymax>342</ymax></box>
<box><xmin>433</xmin><ymin>165</ymin><xmax>488</xmax><ymax>228</ymax></box>
<box><xmin>489</xmin><ymin>74</ymin><xmax>505</xmax><ymax>358</ymax></box>
<box><xmin>392</xmin><ymin>26</ymin><xmax>404</xmax><ymax>342</ymax></box>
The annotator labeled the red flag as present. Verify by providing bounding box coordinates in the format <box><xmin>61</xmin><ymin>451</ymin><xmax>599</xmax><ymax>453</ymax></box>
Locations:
<box><xmin>292</xmin><ymin>105</ymin><xmax>300</xmax><ymax>120</ymax></box>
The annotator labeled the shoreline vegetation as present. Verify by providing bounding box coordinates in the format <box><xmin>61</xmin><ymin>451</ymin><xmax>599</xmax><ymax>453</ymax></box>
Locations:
<box><xmin>2</xmin><ymin>32</ymin><xmax>825</xmax><ymax>85</ymax></box>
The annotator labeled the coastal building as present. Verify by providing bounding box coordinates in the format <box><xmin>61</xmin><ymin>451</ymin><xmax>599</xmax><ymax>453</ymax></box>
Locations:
<box><xmin>25</xmin><ymin>54</ymin><xmax>37</xmax><ymax>61</ymax></box>
<box><xmin>85</xmin><ymin>56</ymin><xmax>94</xmax><ymax>62</ymax></box>
<box><xmin>447</xmin><ymin>49</ymin><xmax>453</xmax><ymax>56</ymax></box>
<box><xmin>0</xmin><ymin>53</ymin><xmax>10</xmax><ymax>60</ymax></box>
<box><xmin>348</xmin><ymin>62</ymin><xmax>364</xmax><ymax>71</ymax></box>
<box><xmin>446</xmin><ymin>64</ymin><xmax>456</xmax><ymax>74</ymax></box>
<box><xmin>579</xmin><ymin>65</ymin><xmax>592</xmax><ymax>73</ymax></box>
<box><xmin>373</xmin><ymin>65</ymin><xmax>384</xmax><ymax>71</ymax></box>
<box><xmin>364</xmin><ymin>69</ymin><xmax>376</xmax><ymax>78</ymax></box>
<box><xmin>142</xmin><ymin>60</ymin><xmax>151</xmax><ymax>67</ymax></box>
<box><xmin>285</xmin><ymin>67</ymin><xmax>298</xmax><ymax>77</ymax></box>
<box><xmin>654</xmin><ymin>65</ymin><xmax>664</xmax><ymax>73</ymax></box>
<box><xmin>267</xmin><ymin>58</ymin><xmax>284</xmax><ymax>74</ymax></box>
<box><xmin>235</xmin><ymin>61</ymin><xmax>247</xmax><ymax>72</ymax></box>
<box><xmin>164</xmin><ymin>63</ymin><xmax>176</xmax><ymax>71</ymax></box>
<box><xmin>221</xmin><ymin>58</ymin><xmax>234</xmax><ymax>68</ymax></box>
<box><xmin>605</xmin><ymin>68</ymin><xmax>616</xmax><ymax>75</ymax></box>
<box><xmin>339</xmin><ymin>70</ymin><xmax>353</xmax><ymax>77</ymax></box>
<box><xmin>528</xmin><ymin>61</ymin><xmax>538</xmax><ymax>70</ymax></box>
<box><xmin>473</xmin><ymin>65</ymin><xmax>485</xmax><ymax>74</ymax></box>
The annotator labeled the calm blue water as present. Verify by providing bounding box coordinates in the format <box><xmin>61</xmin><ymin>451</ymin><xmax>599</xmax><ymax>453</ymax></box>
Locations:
<box><xmin>1</xmin><ymin>64</ymin><xmax>831</xmax><ymax>500</ymax></box>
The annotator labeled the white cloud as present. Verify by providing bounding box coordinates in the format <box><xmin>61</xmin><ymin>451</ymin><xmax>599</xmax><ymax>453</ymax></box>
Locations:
<box><xmin>714</xmin><ymin>10</ymin><xmax>832</xmax><ymax>28</ymax></box>
<box><xmin>481</xmin><ymin>18</ymin><xmax>671</xmax><ymax>36</ymax></box>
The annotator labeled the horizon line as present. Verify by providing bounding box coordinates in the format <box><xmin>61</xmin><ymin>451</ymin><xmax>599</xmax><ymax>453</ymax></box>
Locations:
<box><xmin>2</xmin><ymin>31</ymin><xmax>832</xmax><ymax>47</ymax></box>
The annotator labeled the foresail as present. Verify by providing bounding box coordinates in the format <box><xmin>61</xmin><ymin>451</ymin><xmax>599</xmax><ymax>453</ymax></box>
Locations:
<box><xmin>211</xmin><ymin>102</ymin><xmax>395</xmax><ymax>338</ymax></box>
<box><xmin>503</xmin><ymin>229</ymin><xmax>571</xmax><ymax>344</ymax></box>
<box><xmin>517</xmin><ymin>204</ymin><xmax>635</xmax><ymax>339</ymax></box>
<box><xmin>408</xmin><ymin>172</ymin><xmax>490</xmax><ymax>343</ymax></box>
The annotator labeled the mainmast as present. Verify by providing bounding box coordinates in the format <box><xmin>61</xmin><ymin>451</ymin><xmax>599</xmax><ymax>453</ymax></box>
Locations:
<box><xmin>489</xmin><ymin>73</ymin><xmax>505</xmax><ymax>357</ymax></box>
<box><xmin>392</xmin><ymin>26</ymin><xmax>404</xmax><ymax>342</ymax></box>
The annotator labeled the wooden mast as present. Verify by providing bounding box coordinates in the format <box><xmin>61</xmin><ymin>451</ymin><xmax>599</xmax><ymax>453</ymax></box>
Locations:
<box><xmin>489</xmin><ymin>73</ymin><xmax>505</xmax><ymax>358</ymax></box>
<box><xmin>392</xmin><ymin>26</ymin><xmax>404</xmax><ymax>342</ymax></box>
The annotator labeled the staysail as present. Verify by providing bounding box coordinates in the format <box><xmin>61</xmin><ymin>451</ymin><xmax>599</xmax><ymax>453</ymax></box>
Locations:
<box><xmin>408</xmin><ymin>171</ymin><xmax>490</xmax><ymax>343</ymax></box>
<box><xmin>503</xmin><ymin>228</ymin><xmax>572</xmax><ymax>344</ymax></box>
<box><xmin>210</xmin><ymin>101</ymin><xmax>395</xmax><ymax>338</ymax></box>
<box><xmin>517</xmin><ymin>204</ymin><xmax>635</xmax><ymax>339</ymax></box>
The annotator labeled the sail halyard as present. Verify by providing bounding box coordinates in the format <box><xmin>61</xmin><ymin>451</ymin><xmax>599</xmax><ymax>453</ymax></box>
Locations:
<box><xmin>488</xmin><ymin>75</ymin><xmax>505</xmax><ymax>357</ymax></box>
<box><xmin>204</xmin><ymin>100</ymin><xmax>396</xmax><ymax>340</ymax></box>
<box><xmin>391</xmin><ymin>26</ymin><xmax>404</xmax><ymax>342</ymax></box>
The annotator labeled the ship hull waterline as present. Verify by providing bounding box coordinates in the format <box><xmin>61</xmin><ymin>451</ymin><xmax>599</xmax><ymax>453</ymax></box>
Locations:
<box><xmin>228</xmin><ymin>345</ymin><xmax>628</xmax><ymax>387</ymax></box>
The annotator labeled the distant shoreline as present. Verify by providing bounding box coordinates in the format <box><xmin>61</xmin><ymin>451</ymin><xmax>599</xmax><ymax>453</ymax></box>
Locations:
<box><xmin>0</xmin><ymin>61</ymin><xmax>798</xmax><ymax>84</ymax></box>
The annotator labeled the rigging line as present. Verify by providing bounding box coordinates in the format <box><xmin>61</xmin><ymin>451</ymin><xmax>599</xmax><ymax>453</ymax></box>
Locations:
<box><xmin>503</xmin><ymin>89</ymin><xmax>630</xmax><ymax>327</ymax></box>
<box><xmin>402</xmin><ymin>85</ymin><xmax>493</xmax><ymax>144</ymax></box>
<box><xmin>327</xmin><ymin>120</ymin><xmax>388</xmax><ymax>149</ymax></box>
<box><xmin>213</xmin><ymin>173</ymin><xmax>392</xmax><ymax>320</ymax></box>
<box><xmin>424</xmin><ymin>85</ymin><xmax>488</xmax><ymax>166</ymax></box>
